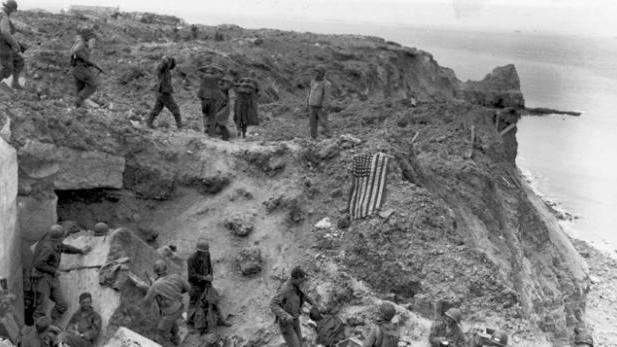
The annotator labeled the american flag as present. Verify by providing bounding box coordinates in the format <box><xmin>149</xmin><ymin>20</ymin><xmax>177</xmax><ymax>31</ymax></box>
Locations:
<box><xmin>348</xmin><ymin>152</ymin><xmax>389</xmax><ymax>220</ymax></box>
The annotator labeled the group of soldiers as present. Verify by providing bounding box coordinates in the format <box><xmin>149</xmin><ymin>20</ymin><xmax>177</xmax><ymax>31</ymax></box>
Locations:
<box><xmin>25</xmin><ymin>223</ymin><xmax>233</xmax><ymax>347</ymax></box>
<box><xmin>1</xmin><ymin>0</ymin><xmax>333</xmax><ymax>140</ymax></box>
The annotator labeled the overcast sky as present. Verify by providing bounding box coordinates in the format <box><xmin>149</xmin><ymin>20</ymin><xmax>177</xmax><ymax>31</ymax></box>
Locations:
<box><xmin>18</xmin><ymin>0</ymin><xmax>617</xmax><ymax>37</ymax></box>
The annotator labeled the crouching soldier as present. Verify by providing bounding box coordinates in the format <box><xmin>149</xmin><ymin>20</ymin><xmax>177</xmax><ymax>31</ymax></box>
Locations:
<box><xmin>428</xmin><ymin>308</ymin><xmax>467</xmax><ymax>347</ymax></box>
<box><xmin>31</xmin><ymin>225</ymin><xmax>91</xmax><ymax>323</ymax></box>
<box><xmin>362</xmin><ymin>302</ymin><xmax>400</xmax><ymax>347</ymax></box>
<box><xmin>147</xmin><ymin>55</ymin><xmax>182</xmax><ymax>129</ymax></box>
<box><xmin>62</xmin><ymin>292</ymin><xmax>102</xmax><ymax>347</ymax></box>
<box><xmin>309</xmin><ymin>307</ymin><xmax>346</xmax><ymax>347</ymax></box>
<box><xmin>22</xmin><ymin>317</ymin><xmax>62</xmax><ymax>347</ymax></box>
<box><xmin>143</xmin><ymin>260</ymin><xmax>190</xmax><ymax>346</ymax></box>
<box><xmin>0</xmin><ymin>0</ymin><xmax>24</xmax><ymax>89</ymax></box>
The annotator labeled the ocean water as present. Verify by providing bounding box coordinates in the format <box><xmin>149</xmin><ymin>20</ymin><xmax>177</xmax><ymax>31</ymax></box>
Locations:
<box><xmin>388</xmin><ymin>28</ymin><xmax>617</xmax><ymax>252</ymax></box>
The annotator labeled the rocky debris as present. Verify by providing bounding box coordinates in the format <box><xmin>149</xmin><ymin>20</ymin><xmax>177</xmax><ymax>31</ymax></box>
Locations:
<box><xmin>236</xmin><ymin>247</ymin><xmax>263</xmax><ymax>276</ymax></box>
<box><xmin>123</xmin><ymin>160</ymin><xmax>175</xmax><ymax>200</ymax></box>
<box><xmin>239</xmin><ymin>147</ymin><xmax>288</xmax><ymax>177</ymax></box>
<box><xmin>103</xmin><ymin>327</ymin><xmax>161</xmax><ymax>347</ymax></box>
<box><xmin>186</xmin><ymin>172</ymin><xmax>233</xmax><ymax>195</ymax></box>
<box><xmin>339</xmin><ymin>134</ymin><xmax>363</xmax><ymax>149</ymax></box>
<box><xmin>224</xmin><ymin>211</ymin><xmax>257</xmax><ymax>237</ymax></box>
<box><xmin>315</xmin><ymin>217</ymin><xmax>333</xmax><ymax>230</ymax></box>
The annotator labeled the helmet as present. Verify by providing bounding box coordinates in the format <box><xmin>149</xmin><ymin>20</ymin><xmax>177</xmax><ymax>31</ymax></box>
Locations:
<box><xmin>313</xmin><ymin>65</ymin><xmax>326</xmax><ymax>74</ymax></box>
<box><xmin>290</xmin><ymin>266</ymin><xmax>307</xmax><ymax>279</ymax></box>
<box><xmin>48</xmin><ymin>224</ymin><xmax>65</xmax><ymax>240</ymax></box>
<box><xmin>444</xmin><ymin>308</ymin><xmax>462</xmax><ymax>325</ymax></box>
<box><xmin>379</xmin><ymin>302</ymin><xmax>396</xmax><ymax>321</ymax></box>
<box><xmin>94</xmin><ymin>222</ymin><xmax>109</xmax><ymax>235</ymax></box>
<box><xmin>490</xmin><ymin>330</ymin><xmax>508</xmax><ymax>346</ymax></box>
<box><xmin>2</xmin><ymin>0</ymin><xmax>17</xmax><ymax>13</ymax></box>
<box><xmin>574</xmin><ymin>332</ymin><xmax>594</xmax><ymax>346</ymax></box>
<box><xmin>196</xmin><ymin>239</ymin><xmax>209</xmax><ymax>252</ymax></box>
<box><xmin>153</xmin><ymin>260</ymin><xmax>168</xmax><ymax>276</ymax></box>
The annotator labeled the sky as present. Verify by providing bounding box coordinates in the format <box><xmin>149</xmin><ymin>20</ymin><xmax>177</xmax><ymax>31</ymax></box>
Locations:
<box><xmin>18</xmin><ymin>0</ymin><xmax>617</xmax><ymax>37</ymax></box>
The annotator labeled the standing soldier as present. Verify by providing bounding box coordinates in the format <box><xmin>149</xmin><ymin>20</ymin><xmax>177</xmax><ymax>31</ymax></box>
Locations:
<box><xmin>233</xmin><ymin>77</ymin><xmax>259</xmax><ymax>139</ymax></box>
<box><xmin>270</xmin><ymin>266</ymin><xmax>318</xmax><ymax>347</ymax></box>
<box><xmin>0</xmin><ymin>0</ymin><xmax>24</xmax><ymax>89</ymax></box>
<box><xmin>213</xmin><ymin>73</ymin><xmax>237</xmax><ymax>141</ymax></box>
<box><xmin>428</xmin><ymin>308</ymin><xmax>467</xmax><ymax>347</ymax></box>
<box><xmin>197</xmin><ymin>64</ymin><xmax>225</xmax><ymax>136</ymax></box>
<box><xmin>70</xmin><ymin>28</ymin><xmax>101</xmax><ymax>107</ymax></box>
<box><xmin>142</xmin><ymin>260</ymin><xmax>190</xmax><ymax>346</ymax></box>
<box><xmin>187</xmin><ymin>239</ymin><xmax>231</xmax><ymax>332</ymax></box>
<box><xmin>62</xmin><ymin>292</ymin><xmax>102</xmax><ymax>347</ymax></box>
<box><xmin>146</xmin><ymin>55</ymin><xmax>182</xmax><ymax>129</ymax></box>
<box><xmin>306</xmin><ymin>65</ymin><xmax>332</xmax><ymax>139</ymax></box>
<box><xmin>31</xmin><ymin>225</ymin><xmax>91</xmax><ymax>322</ymax></box>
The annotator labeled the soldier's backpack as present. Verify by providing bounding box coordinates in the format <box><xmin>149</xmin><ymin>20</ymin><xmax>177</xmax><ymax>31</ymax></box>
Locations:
<box><xmin>374</xmin><ymin>324</ymin><xmax>399</xmax><ymax>347</ymax></box>
<box><xmin>316</xmin><ymin>314</ymin><xmax>346</xmax><ymax>346</ymax></box>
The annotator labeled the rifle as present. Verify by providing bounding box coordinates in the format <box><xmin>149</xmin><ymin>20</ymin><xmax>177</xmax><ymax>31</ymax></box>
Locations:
<box><xmin>71</xmin><ymin>54</ymin><xmax>106</xmax><ymax>74</ymax></box>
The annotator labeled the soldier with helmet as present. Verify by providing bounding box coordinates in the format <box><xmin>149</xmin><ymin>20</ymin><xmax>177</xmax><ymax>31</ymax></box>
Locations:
<box><xmin>233</xmin><ymin>76</ymin><xmax>259</xmax><ymax>139</ymax></box>
<box><xmin>0</xmin><ymin>0</ymin><xmax>24</xmax><ymax>89</ymax></box>
<box><xmin>197</xmin><ymin>64</ymin><xmax>225</xmax><ymax>136</ymax></box>
<box><xmin>306</xmin><ymin>64</ymin><xmax>332</xmax><ymax>139</ymax></box>
<box><xmin>428</xmin><ymin>307</ymin><xmax>467</xmax><ymax>347</ymax></box>
<box><xmin>70</xmin><ymin>27</ymin><xmax>101</xmax><ymax>107</ymax></box>
<box><xmin>31</xmin><ymin>225</ymin><xmax>91</xmax><ymax>322</ymax></box>
<box><xmin>142</xmin><ymin>260</ymin><xmax>190</xmax><ymax>345</ymax></box>
<box><xmin>146</xmin><ymin>55</ymin><xmax>183</xmax><ymax>130</ymax></box>
<box><xmin>362</xmin><ymin>302</ymin><xmax>400</xmax><ymax>347</ymax></box>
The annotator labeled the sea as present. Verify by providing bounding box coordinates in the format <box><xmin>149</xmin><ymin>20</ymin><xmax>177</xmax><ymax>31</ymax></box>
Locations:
<box><xmin>233</xmin><ymin>19</ymin><xmax>617</xmax><ymax>253</ymax></box>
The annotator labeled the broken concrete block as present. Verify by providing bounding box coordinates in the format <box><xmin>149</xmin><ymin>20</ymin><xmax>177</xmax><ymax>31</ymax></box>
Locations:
<box><xmin>103</xmin><ymin>327</ymin><xmax>161</xmax><ymax>347</ymax></box>
<box><xmin>236</xmin><ymin>248</ymin><xmax>263</xmax><ymax>276</ymax></box>
<box><xmin>18</xmin><ymin>140</ymin><xmax>125</xmax><ymax>189</ymax></box>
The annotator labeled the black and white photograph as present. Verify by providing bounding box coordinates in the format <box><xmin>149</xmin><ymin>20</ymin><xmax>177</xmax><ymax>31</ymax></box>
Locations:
<box><xmin>0</xmin><ymin>0</ymin><xmax>615</xmax><ymax>346</ymax></box>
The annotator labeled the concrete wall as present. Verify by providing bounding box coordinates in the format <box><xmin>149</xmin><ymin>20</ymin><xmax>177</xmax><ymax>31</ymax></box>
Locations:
<box><xmin>0</xmin><ymin>137</ymin><xmax>22</xmax><ymax>322</ymax></box>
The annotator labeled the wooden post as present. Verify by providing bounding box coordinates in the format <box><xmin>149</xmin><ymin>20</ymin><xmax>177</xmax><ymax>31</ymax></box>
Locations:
<box><xmin>500</xmin><ymin>123</ymin><xmax>517</xmax><ymax>136</ymax></box>
<box><xmin>494</xmin><ymin>112</ymin><xmax>501</xmax><ymax>131</ymax></box>
<box><xmin>466</xmin><ymin>125</ymin><xmax>475</xmax><ymax>159</ymax></box>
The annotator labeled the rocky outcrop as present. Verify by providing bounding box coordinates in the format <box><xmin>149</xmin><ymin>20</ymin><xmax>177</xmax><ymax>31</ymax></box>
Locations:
<box><xmin>0</xmin><ymin>138</ymin><xmax>21</xmax><ymax>322</ymax></box>
<box><xmin>461</xmin><ymin>64</ymin><xmax>525</xmax><ymax>109</ymax></box>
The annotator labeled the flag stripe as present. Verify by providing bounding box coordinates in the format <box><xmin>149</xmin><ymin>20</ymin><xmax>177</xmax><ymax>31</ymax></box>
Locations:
<box><xmin>348</xmin><ymin>152</ymin><xmax>389</xmax><ymax>220</ymax></box>
<box><xmin>367</xmin><ymin>153</ymin><xmax>385</xmax><ymax>212</ymax></box>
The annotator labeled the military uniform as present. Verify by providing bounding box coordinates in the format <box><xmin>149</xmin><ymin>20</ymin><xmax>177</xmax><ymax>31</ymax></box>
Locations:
<box><xmin>307</xmin><ymin>77</ymin><xmax>332</xmax><ymax>139</ymax></box>
<box><xmin>147</xmin><ymin>59</ymin><xmax>182</xmax><ymax>129</ymax></box>
<box><xmin>31</xmin><ymin>239</ymin><xmax>83</xmax><ymax>321</ymax></box>
<box><xmin>62</xmin><ymin>307</ymin><xmax>102</xmax><ymax>347</ymax></box>
<box><xmin>70</xmin><ymin>40</ymin><xmax>98</xmax><ymax>107</ymax></box>
<box><xmin>270</xmin><ymin>281</ymin><xmax>314</xmax><ymax>347</ymax></box>
<box><xmin>143</xmin><ymin>273</ymin><xmax>190</xmax><ymax>345</ymax></box>
<box><xmin>198</xmin><ymin>75</ymin><xmax>225</xmax><ymax>136</ymax></box>
<box><xmin>0</xmin><ymin>10</ymin><xmax>24</xmax><ymax>82</ymax></box>
<box><xmin>186</xmin><ymin>250</ymin><xmax>212</xmax><ymax>324</ymax></box>
<box><xmin>428</xmin><ymin>318</ymin><xmax>467</xmax><ymax>347</ymax></box>
<box><xmin>233</xmin><ymin>78</ymin><xmax>259</xmax><ymax>138</ymax></box>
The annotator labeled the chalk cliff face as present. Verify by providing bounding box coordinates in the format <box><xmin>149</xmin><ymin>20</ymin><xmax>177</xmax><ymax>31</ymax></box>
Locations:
<box><xmin>0</xmin><ymin>10</ymin><xmax>588</xmax><ymax>346</ymax></box>
<box><xmin>0</xmin><ymin>137</ymin><xmax>21</xmax><ymax>321</ymax></box>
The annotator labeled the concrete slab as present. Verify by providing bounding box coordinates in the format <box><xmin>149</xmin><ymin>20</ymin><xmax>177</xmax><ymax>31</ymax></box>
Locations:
<box><xmin>103</xmin><ymin>327</ymin><xmax>161</xmax><ymax>347</ymax></box>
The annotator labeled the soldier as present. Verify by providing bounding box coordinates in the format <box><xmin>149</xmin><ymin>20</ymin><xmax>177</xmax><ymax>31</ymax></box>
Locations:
<box><xmin>428</xmin><ymin>308</ymin><xmax>467</xmax><ymax>347</ymax></box>
<box><xmin>70</xmin><ymin>28</ymin><xmax>101</xmax><ymax>107</ymax></box>
<box><xmin>62</xmin><ymin>292</ymin><xmax>102</xmax><ymax>347</ymax></box>
<box><xmin>306</xmin><ymin>65</ymin><xmax>332</xmax><ymax>139</ymax></box>
<box><xmin>142</xmin><ymin>260</ymin><xmax>190</xmax><ymax>346</ymax></box>
<box><xmin>233</xmin><ymin>77</ymin><xmax>259</xmax><ymax>139</ymax></box>
<box><xmin>214</xmin><ymin>73</ymin><xmax>237</xmax><ymax>141</ymax></box>
<box><xmin>21</xmin><ymin>317</ymin><xmax>62</xmax><ymax>347</ymax></box>
<box><xmin>0</xmin><ymin>0</ymin><xmax>24</xmax><ymax>89</ymax></box>
<box><xmin>31</xmin><ymin>225</ymin><xmax>91</xmax><ymax>322</ymax></box>
<box><xmin>197</xmin><ymin>64</ymin><xmax>225</xmax><ymax>136</ymax></box>
<box><xmin>309</xmin><ymin>307</ymin><xmax>346</xmax><ymax>347</ymax></box>
<box><xmin>362</xmin><ymin>302</ymin><xmax>400</xmax><ymax>347</ymax></box>
<box><xmin>270</xmin><ymin>266</ymin><xmax>318</xmax><ymax>347</ymax></box>
<box><xmin>146</xmin><ymin>56</ymin><xmax>182</xmax><ymax>129</ymax></box>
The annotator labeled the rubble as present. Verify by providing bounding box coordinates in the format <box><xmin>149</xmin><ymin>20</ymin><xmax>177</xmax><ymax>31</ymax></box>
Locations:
<box><xmin>236</xmin><ymin>248</ymin><xmax>263</xmax><ymax>276</ymax></box>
